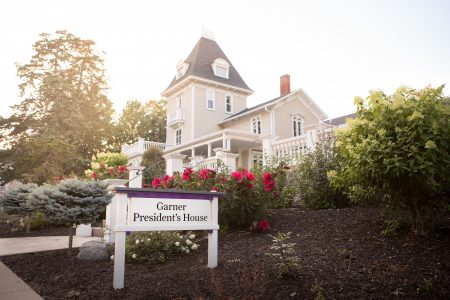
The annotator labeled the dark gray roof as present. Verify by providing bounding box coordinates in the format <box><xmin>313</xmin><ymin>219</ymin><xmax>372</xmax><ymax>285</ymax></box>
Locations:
<box><xmin>163</xmin><ymin>37</ymin><xmax>252</xmax><ymax>93</ymax></box>
<box><xmin>323</xmin><ymin>113</ymin><xmax>356</xmax><ymax>126</ymax></box>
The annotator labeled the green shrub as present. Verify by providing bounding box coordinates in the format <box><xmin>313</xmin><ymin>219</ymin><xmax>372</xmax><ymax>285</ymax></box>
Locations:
<box><xmin>266</xmin><ymin>231</ymin><xmax>299</xmax><ymax>278</ymax></box>
<box><xmin>292</xmin><ymin>133</ymin><xmax>349</xmax><ymax>209</ymax></box>
<box><xmin>329</xmin><ymin>85</ymin><xmax>450</xmax><ymax>235</ymax></box>
<box><xmin>141</xmin><ymin>147</ymin><xmax>166</xmax><ymax>183</ymax></box>
<box><xmin>85</xmin><ymin>152</ymin><xmax>129</xmax><ymax>180</ymax></box>
<box><xmin>125</xmin><ymin>231</ymin><xmax>199</xmax><ymax>264</ymax></box>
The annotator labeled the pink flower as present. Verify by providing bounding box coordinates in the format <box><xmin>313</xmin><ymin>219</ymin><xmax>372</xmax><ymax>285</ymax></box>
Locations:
<box><xmin>263</xmin><ymin>172</ymin><xmax>275</xmax><ymax>192</ymax></box>
<box><xmin>182</xmin><ymin>173</ymin><xmax>190</xmax><ymax>181</ymax></box>
<box><xmin>211</xmin><ymin>186</ymin><xmax>219</xmax><ymax>192</ymax></box>
<box><xmin>100</xmin><ymin>162</ymin><xmax>106</xmax><ymax>169</ymax></box>
<box><xmin>200</xmin><ymin>169</ymin><xmax>210</xmax><ymax>180</ymax></box>
<box><xmin>91</xmin><ymin>171</ymin><xmax>97</xmax><ymax>180</ymax></box>
<box><xmin>118</xmin><ymin>165</ymin><xmax>125</xmax><ymax>173</ymax></box>
<box><xmin>162</xmin><ymin>175</ymin><xmax>170</xmax><ymax>182</ymax></box>
<box><xmin>231</xmin><ymin>171</ymin><xmax>244</xmax><ymax>183</ymax></box>
<box><xmin>184</xmin><ymin>168</ymin><xmax>194</xmax><ymax>175</ymax></box>
<box><xmin>108</xmin><ymin>166</ymin><xmax>114</xmax><ymax>175</ymax></box>
<box><xmin>257</xmin><ymin>219</ymin><xmax>271</xmax><ymax>232</ymax></box>
<box><xmin>152</xmin><ymin>177</ymin><xmax>161</xmax><ymax>188</ymax></box>
<box><xmin>245</xmin><ymin>171</ymin><xmax>256</xmax><ymax>181</ymax></box>
<box><xmin>263</xmin><ymin>172</ymin><xmax>273</xmax><ymax>184</ymax></box>
<box><xmin>247</xmin><ymin>183</ymin><xmax>254</xmax><ymax>189</ymax></box>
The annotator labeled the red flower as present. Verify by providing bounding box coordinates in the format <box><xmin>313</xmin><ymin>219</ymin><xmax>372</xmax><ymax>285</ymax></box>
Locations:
<box><xmin>143</xmin><ymin>184</ymin><xmax>149</xmax><ymax>188</ymax></box>
<box><xmin>100</xmin><ymin>162</ymin><xmax>106</xmax><ymax>169</ymax></box>
<box><xmin>162</xmin><ymin>175</ymin><xmax>170</xmax><ymax>182</ymax></box>
<box><xmin>200</xmin><ymin>169</ymin><xmax>210</xmax><ymax>180</ymax></box>
<box><xmin>211</xmin><ymin>186</ymin><xmax>219</xmax><ymax>192</ymax></box>
<box><xmin>152</xmin><ymin>177</ymin><xmax>161</xmax><ymax>188</ymax></box>
<box><xmin>184</xmin><ymin>168</ymin><xmax>194</xmax><ymax>175</ymax></box>
<box><xmin>247</xmin><ymin>183</ymin><xmax>254</xmax><ymax>189</ymax></box>
<box><xmin>182</xmin><ymin>173</ymin><xmax>190</xmax><ymax>181</ymax></box>
<box><xmin>91</xmin><ymin>171</ymin><xmax>97</xmax><ymax>180</ymax></box>
<box><xmin>257</xmin><ymin>219</ymin><xmax>271</xmax><ymax>232</ymax></box>
<box><xmin>264</xmin><ymin>181</ymin><xmax>275</xmax><ymax>192</ymax></box>
<box><xmin>108</xmin><ymin>166</ymin><xmax>114</xmax><ymax>175</ymax></box>
<box><xmin>231</xmin><ymin>171</ymin><xmax>244</xmax><ymax>183</ymax></box>
<box><xmin>245</xmin><ymin>171</ymin><xmax>256</xmax><ymax>181</ymax></box>
<box><xmin>263</xmin><ymin>172</ymin><xmax>275</xmax><ymax>192</ymax></box>
<box><xmin>118</xmin><ymin>165</ymin><xmax>125</xmax><ymax>173</ymax></box>
<box><xmin>263</xmin><ymin>172</ymin><xmax>273</xmax><ymax>184</ymax></box>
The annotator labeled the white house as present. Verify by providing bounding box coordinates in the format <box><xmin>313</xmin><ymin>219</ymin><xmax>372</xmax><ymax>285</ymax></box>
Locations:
<box><xmin>122</xmin><ymin>33</ymin><xmax>354</xmax><ymax>174</ymax></box>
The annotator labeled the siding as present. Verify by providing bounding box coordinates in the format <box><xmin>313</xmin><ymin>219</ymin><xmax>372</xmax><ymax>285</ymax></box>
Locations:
<box><xmin>274</xmin><ymin>96</ymin><xmax>319</xmax><ymax>139</ymax></box>
<box><xmin>165</xmin><ymin>86</ymin><xmax>192</xmax><ymax>146</ymax></box>
<box><xmin>223</xmin><ymin>110</ymin><xmax>271</xmax><ymax>136</ymax></box>
<box><xmin>239</xmin><ymin>149</ymin><xmax>249</xmax><ymax>169</ymax></box>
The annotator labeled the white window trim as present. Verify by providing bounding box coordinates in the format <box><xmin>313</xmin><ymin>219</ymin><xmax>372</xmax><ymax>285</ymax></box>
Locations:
<box><xmin>175</xmin><ymin>60</ymin><xmax>189</xmax><ymax>80</ymax></box>
<box><xmin>212</xmin><ymin>58</ymin><xmax>230</xmax><ymax>79</ymax></box>
<box><xmin>291</xmin><ymin>114</ymin><xmax>304</xmax><ymax>137</ymax></box>
<box><xmin>225</xmin><ymin>94</ymin><xmax>233</xmax><ymax>114</ymax></box>
<box><xmin>250</xmin><ymin>115</ymin><xmax>262</xmax><ymax>135</ymax></box>
<box><xmin>175</xmin><ymin>128</ymin><xmax>182</xmax><ymax>145</ymax></box>
<box><xmin>206</xmin><ymin>89</ymin><xmax>215</xmax><ymax>111</ymax></box>
<box><xmin>176</xmin><ymin>94</ymin><xmax>182</xmax><ymax>109</ymax></box>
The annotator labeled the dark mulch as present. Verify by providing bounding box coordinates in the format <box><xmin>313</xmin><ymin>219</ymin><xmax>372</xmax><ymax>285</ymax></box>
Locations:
<box><xmin>1</xmin><ymin>207</ymin><xmax>449</xmax><ymax>299</ymax></box>
<box><xmin>0</xmin><ymin>223</ymin><xmax>69</xmax><ymax>238</ymax></box>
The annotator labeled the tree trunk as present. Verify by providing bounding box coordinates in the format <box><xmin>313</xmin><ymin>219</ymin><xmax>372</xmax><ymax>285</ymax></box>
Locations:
<box><xmin>25</xmin><ymin>214</ymin><xmax>31</xmax><ymax>233</ymax></box>
<box><xmin>68</xmin><ymin>224</ymin><xmax>74</xmax><ymax>256</ymax></box>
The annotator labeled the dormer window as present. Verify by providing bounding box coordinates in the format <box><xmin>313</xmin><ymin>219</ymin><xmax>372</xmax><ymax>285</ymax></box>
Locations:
<box><xmin>176</xmin><ymin>60</ymin><xmax>189</xmax><ymax>80</ymax></box>
<box><xmin>212</xmin><ymin>58</ymin><xmax>229</xmax><ymax>79</ymax></box>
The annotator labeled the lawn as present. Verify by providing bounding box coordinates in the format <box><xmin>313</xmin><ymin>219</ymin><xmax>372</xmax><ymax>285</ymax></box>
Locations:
<box><xmin>1</xmin><ymin>206</ymin><xmax>449</xmax><ymax>299</ymax></box>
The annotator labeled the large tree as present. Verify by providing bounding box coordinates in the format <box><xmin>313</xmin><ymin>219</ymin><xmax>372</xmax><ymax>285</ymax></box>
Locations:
<box><xmin>0</xmin><ymin>30</ymin><xmax>114</xmax><ymax>183</ymax></box>
<box><xmin>110</xmin><ymin>99</ymin><xmax>167</xmax><ymax>151</ymax></box>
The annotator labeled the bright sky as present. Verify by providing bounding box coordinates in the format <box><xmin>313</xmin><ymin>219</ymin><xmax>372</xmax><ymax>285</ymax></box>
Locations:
<box><xmin>1</xmin><ymin>0</ymin><xmax>449</xmax><ymax>119</ymax></box>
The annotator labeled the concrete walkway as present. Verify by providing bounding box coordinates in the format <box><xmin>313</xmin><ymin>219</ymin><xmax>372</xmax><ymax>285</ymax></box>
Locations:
<box><xmin>0</xmin><ymin>236</ymin><xmax>101</xmax><ymax>299</ymax></box>
<box><xmin>0</xmin><ymin>236</ymin><xmax>100</xmax><ymax>256</ymax></box>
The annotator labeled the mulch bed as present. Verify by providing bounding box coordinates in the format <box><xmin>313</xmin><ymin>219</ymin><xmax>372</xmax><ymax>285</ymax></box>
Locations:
<box><xmin>1</xmin><ymin>207</ymin><xmax>449</xmax><ymax>299</ymax></box>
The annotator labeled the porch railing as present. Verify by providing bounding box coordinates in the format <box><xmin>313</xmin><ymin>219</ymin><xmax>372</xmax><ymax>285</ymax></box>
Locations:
<box><xmin>121</xmin><ymin>139</ymin><xmax>169</xmax><ymax>158</ymax></box>
<box><xmin>271</xmin><ymin>135</ymin><xmax>310</xmax><ymax>160</ymax></box>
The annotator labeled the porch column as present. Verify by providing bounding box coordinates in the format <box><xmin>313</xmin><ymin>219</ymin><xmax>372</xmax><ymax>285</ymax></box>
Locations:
<box><xmin>227</xmin><ymin>139</ymin><xmax>231</xmax><ymax>151</ymax></box>
<box><xmin>207</xmin><ymin>143</ymin><xmax>212</xmax><ymax>157</ymax></box>
<box><xmin>191</xmin><ymin>148</ymin><xmax>196</xmax><ymax>157</ymax></box>
<box><xmin>214</xmin><ymin>149</ymin><xmax>239</xmax><ymax>171</ymax></box>
<box><xmin>163</xmin><ymin>153</ymin><xmax>187</xmax><ymax>175</ymax></box>
<box><xmin>262</xmin><ymin>135</ymin><xmax>279</xmax><ymax>165</ymax></box>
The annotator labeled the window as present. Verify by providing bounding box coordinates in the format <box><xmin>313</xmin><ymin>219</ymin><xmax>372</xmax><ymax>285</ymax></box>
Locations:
<box><xmin>175</xmin><ymin>60</ymin><xmax>189</xmax><ymax>79</ymax></box>
<box><xmin>225</xmin><ymin>95</ymin><xmax>233</xmax><ymax>113</ymax></box>
<box><xmin>252</xmin><ymin>151</ymin><xmax>263</xmax><ymax>167</ymax></box>
<box><xmin>176</xmin><ymin>66</ymin><xmax>184</xmax><ymax>79</ymax></box>
<box><xmin>175</xmin><ymin>129</ymin><xmax>182</xmax><ymax>145</ymax></box>
<box><xmin>211</xmin><ymin>58</ymin><xmax>230</xmax><ymax>79</ymax></box>
<box><xmin>207</xmin><ymin>90</ymin><xmax>215</xmax><ymax>110</ymax></box>
<box><xmin>292</xmin><ymin>115</ymin><xmax>303</xmax><ymax>137</ymax></box>
<box><xmin>176</xmin><ymin>95</ymin><xmax>182</xmax><ymax>108</ymax></box>
<box><xmin>251</xmin><ymin>116</ymin><xmax>261</xmax><ymax>134</ymax></box>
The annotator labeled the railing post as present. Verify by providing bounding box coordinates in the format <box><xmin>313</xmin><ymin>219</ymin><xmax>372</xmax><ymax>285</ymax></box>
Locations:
<box><xmin>163</xmin><ymin>153</ymin><xmax>187</xmax><ymax>175</ymax></box>
<box><xmin>262</xmin><ymin>135</ymin><xmax>278</xmax><ymax>165</ymax></box>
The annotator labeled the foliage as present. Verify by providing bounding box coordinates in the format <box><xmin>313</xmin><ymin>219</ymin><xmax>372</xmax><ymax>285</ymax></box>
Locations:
<box><xmin>149</xmin><ymin>164</ymin><xmax>286</xmax><ymax>229</ymax></box>
<box><xmin>27</xmin><ymin>178</ymin><xmax>113</xmax><ymax>255</ymax></box>
<box><xmin>329</xmin><ymin>85</ymin><xmax>450</xmax><ymax>235</ymax></box>
<box><xmin>84</xmin><ymin>152</ymin><xmax>128</xmax><ymax>180</ymax></box>
<box><xmin>266</xmin><ymin>231</ymin><xmax>299</xmax><ymax>278</ymax></box>
<box><xmin>125</xmin><ymin>231</ymin><xmax>198</xmax><ymax>264</ymax></box>
<box><xmin>292</xmin><ymin>133</ymin><xmax>349</xmax><ymax>209</ymax></box>
<box><xmin>253</xmin><ymin>156</ymin><xmax>295</xmax><ymax>208</ymax></box>
<box><xmin>0</xmin><ymin>182</ymin><xmax>38</xmax><ymax>232</ymax></box>
<box><xmin>0</xmin><ymin>30</ymin><xmax>114</xmax><ymax>184</ymax></box>
<box><xmin>110</xmin><ymin>99</ymin><xmax>167</xmax><ymax>151</ymax></box>
<box><xmin>141</xmin><ymin>147</ymin><xmax>166</xmax><ymax>184</ymax></box>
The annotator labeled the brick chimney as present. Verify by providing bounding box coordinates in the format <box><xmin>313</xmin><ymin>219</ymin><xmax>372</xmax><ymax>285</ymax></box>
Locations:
<box><xmin>280</xmin><ymin>74</ymin><xmax>291</xmax><ymax>97</ymax></box>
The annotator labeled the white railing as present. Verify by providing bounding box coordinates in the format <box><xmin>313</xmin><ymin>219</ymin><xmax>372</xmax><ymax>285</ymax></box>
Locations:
<box><xmin>271</xmin><ymin>135</ymin><xmax>309</xmax><ymax>160</ymax></box>
<box><xmin>122</xmin><ymin>139</ymin><xmax>169</xmax><ymax>158</ymax></box>
<box><xmin>167</xmin><ymin>108</ymin><xmax>186</xmax><ymax>126</ymax></box>
<box><xmin>194</xmin><ymin>156</ymin><xmax>220</xmax><ymax>171</ymax></box>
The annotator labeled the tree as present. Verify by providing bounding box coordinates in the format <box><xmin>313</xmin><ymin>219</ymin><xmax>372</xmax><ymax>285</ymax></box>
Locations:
<box><xmin>329</xmin><ymin>85</ymin><xmax>450</xmax><ymax>235</ymax></box>
<box><xmin>0</xmin><ymin>30</ymin><xmax>114</xmax><ymax>183</ymax></box>
<box><xmin>27</xmin><ymin>179</ymin><xmax>113</xmax><ymax>255</ymax></box>
<box><xmin>141</xmin><ymin>147</ymin><xmax>165</xmax><ymax>184</ymax></box>
<box><xmin>0</xmin><ymin>182</ymin><xmax>37</xmax><ymax>232</ymax></box>
<box><xmin>110</xmin><ymin>99</ymin><xmax>167</xmax><ymax>151</ymax></box>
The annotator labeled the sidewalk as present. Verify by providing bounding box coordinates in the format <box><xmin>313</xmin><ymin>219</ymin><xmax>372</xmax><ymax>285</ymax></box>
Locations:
<box><xmin>0</xmin><ymin>236</ymin><xmax>101</xmax><ymax>299</ymax></box>
<box><xmin>0</xmin><ymin>236</ymin><xmax>100</xmax><ymax>256</ymax></box>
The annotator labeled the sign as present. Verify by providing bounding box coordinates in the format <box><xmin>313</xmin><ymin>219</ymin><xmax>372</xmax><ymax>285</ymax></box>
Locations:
<box><xmin>128</xmin><ymin>197</ymin><xmax>211</xmax><ymax>225</ymax></box>
<box><xmin>112</xmin><ymin>188</ymin><xmax>224</xmax><ymax>289</ymax></box>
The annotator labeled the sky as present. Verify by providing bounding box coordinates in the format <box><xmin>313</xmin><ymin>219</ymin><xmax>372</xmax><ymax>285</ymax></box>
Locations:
<box><xmin>1</xmin><ymin>0</ymin><xmax>449</xmax><ymax>119</ymax></box>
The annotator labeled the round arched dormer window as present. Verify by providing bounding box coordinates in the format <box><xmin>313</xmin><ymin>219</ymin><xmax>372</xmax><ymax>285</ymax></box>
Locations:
<box><xmin>212</xmin><ymin>58</ymin><xmax>229</xmax><ymax>79</ymax></box>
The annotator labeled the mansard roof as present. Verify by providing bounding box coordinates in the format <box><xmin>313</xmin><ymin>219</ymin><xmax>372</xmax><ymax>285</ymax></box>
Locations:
<box><xmin>162</xmin><ymin>37</ymin><xmax>253</xmax><ymax>95</ymax></box>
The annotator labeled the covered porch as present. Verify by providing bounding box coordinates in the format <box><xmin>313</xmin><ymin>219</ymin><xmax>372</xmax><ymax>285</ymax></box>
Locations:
<box><xmin>163</xmin><ymin>129</ymin><xmax>262</xmax><ymax>174</ymax></box>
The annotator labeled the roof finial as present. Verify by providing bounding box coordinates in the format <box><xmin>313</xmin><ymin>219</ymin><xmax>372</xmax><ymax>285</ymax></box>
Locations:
<box><xmin>202</xmin><ymin>26</ymin><xmax>215</xmax><ymax>40</ymax></box>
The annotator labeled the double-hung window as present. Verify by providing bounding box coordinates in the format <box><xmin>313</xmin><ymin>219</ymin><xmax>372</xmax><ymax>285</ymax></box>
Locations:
<box><xmin>292</xmin><ymin>115</ymin><xmax>303</xmax><ymax>137</ymax></box>
<box><xmin>251</xmin><ymin>116</ymin><xmax>261</xmax><ymax>134</ymax></box>
<box><xmin>175</xmin><ymin>129</ymin><xmax>182</xmax><ymax>145</ymax></box>
<box><xmin>225</xmin><ymin>95</ymin><xmax>233</xmax><ymax>113</ymax></box>
<box><xmin>207</xmin><ymin>90</ymin><xmax>215</xmax><ymax>110</ymax></box>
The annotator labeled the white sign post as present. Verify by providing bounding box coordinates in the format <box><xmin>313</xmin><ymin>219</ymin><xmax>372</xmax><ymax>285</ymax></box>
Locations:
<box><xmin>112</xmin><ymin>187</ymin><xmax>223</xmax><ymax>289</ymax></box>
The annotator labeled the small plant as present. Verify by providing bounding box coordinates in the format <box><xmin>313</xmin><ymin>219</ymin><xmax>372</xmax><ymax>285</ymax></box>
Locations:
<box><xmin>125</xmin><ymin>231</ymin><xmax>199</xmax><ymax>264</ymax></box>
<box><xmin>266</xmin><ymin>231</ymin><xmax>299</xmax><ymax>278</ymax></box>
<box><xmin>312</xmin><ymin>284</ymin><xmax>326</xmax><ymax>300</ymax></box>
<box><xmin>417</xmin><ymin>277</ymin><xmax>433</xmax><ymax>293</ymax></box>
